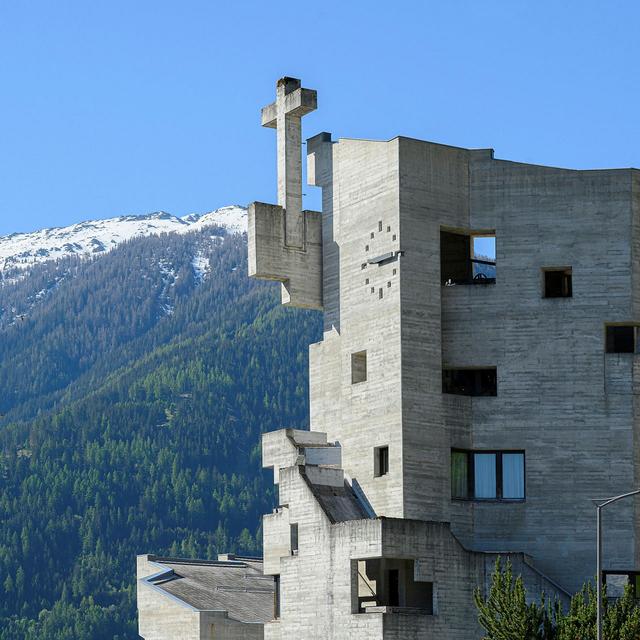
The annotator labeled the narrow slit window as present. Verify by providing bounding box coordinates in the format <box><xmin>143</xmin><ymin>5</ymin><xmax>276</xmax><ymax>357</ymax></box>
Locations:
<box><xmin>351</xmin><ymin>351</ymin><xmax>367</xmax><ymax>384</ymax></box>
<box><xmin>375</xmin><ymin>446</ymin><xmax>389</xmax><ymax>477</ymax></box>
<box><xmin>290</xmin><ymin>523</ymin><xmax>299</xmax><ymax>555</ymax></box>
<box><xmin>606</xmin><ymin>325</ymin><xmax>637</xmax><ymax>353</ymax></box>
<box><xmin>274</xmin><ymin>575</ymin><xmax>281</xmax><ymax>619</ymax></box>
<box><xmin>544</xmin><ymin>267</ymin><xmax>572</xmax><ymax>298</ymax></box>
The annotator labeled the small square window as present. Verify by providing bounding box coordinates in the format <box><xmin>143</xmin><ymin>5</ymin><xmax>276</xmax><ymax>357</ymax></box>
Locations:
<box><xmin>393</xmin><ymin>268</ymin><xmax>397</xmax><ymax>275</ymax></box>
<box><xmin>606</xmin><ymin>325</ymin><xmax>637</xmax><ymax>353</ymax></box>
<box><xmin>351</xmin><ymin>351</ymin><xmax>367</xmax><ymax>384</ymax></box>
<box><xmin>365</xmin><ymin>278</ymin><xmax>369</xmax><ymax>284</ymax></box>
<box><xmin>370</xmin><ymin>232</ymin><xmax>375</xmax><ymax>239</ymax></box>
<box><xmin>375</xmin><ymin>446</ymin><xmax>389</xmax><ymax>477</ymax></box>
<box><xmin>387</xmin><ymin>281</ymin><xmax>391</xmax><ymax>288</ymax></box>
<box><xmin>544</xmin><ymin>267</ymin><xmax>572</xmax><ymax>298</ymax></box>
<box><xmin>392</xmin><ymin>234</ymin><xmax>397</xmax><ymax>241</ymax></box>
<box><xmin>361</xmin><ymin>263</ymin><xmax>367</xmax><ymax>270</ymax></box>
<box><xmin>387</xmin><ymin>226</ymin><xmax>391</xmax><ymax>232</ymax></box>
<box><xmin>365</xmin><ymin>245</ymin><xmax>369</xmax><ymax>252</ymax></box>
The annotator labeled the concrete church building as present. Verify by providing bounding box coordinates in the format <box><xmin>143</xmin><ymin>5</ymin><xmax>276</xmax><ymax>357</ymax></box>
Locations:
<box><xmin>138</xmin><ymin>77</ymin><xmax>640</xmax><ymax>639</ymax></box>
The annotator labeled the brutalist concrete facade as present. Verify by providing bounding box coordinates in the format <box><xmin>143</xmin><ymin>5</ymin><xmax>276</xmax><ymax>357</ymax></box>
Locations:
<box><xmin>248</xmin><ymin>77</ymin><xmax>640</xmax><ymax>638</ymax></box>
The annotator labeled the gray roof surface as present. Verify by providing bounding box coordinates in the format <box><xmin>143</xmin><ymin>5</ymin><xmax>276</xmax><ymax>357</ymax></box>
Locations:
<box><xmin>148</xmin><ymin>557</ymin><xmax>274</xmax><ymax>623</ymax></box>
<box><xmin>301</xmin><ymin>470</ymin><xmax>370</xmax><ymax>523</ymax></box>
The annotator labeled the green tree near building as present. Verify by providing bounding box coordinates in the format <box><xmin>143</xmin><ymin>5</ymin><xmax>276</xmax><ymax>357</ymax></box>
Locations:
<box><xmin>474</xmin><ymin>558</ymin><xmax>640</xmax><ymax>640</ymax></box>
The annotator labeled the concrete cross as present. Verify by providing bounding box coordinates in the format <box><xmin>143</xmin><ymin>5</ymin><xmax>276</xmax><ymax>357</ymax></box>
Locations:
<box><xmin>261</xmin><ymin>77</ymin><xmax>317</xmax><ymax>248</ymax></box>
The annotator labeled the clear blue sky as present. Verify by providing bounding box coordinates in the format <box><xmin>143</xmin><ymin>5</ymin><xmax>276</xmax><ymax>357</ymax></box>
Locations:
<box><xmin>1</xmin><ymin>0</ymin><xmax>639</xmax><ymax>235</ymax></box>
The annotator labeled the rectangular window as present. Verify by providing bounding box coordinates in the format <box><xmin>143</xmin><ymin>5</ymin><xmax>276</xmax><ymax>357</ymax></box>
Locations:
<box><xmin>442</xmin><ymin>368</ymin><xmax>497</xmax><ymax>396</ymax></box>
<box><xmin>606</xmin><ymin>325</ymin><xmax>638</xmax><ymax>353</ymax></box>
<box><xmin>451</xmin><ymin>449</ymin><xmax>525</xmax><ymax>501</ymax></box>
<box><xmin>451</xmin><ymin>451</ymin><xmax>469</xmax><ymax>499</ymax></box>
<box><xmin>543</xmin><ymin>267</ymin><xmax>572</xmax><ymax>298</ymax></box>
<box><xmin>502</xmin><ymin>453</ymin><xmax>525</xmax><ymax>499</ymax></box>
<box><xmin>441</xmin><ymin>229</ymin><xmax>496</xmax><ymax>285</ymax></box>
<box><xmin>472</xmin><ymin>235</ymin><xmax>496</xmax><ymax>281</ymax></box>
<box><xmin>474</xmin><ymin>453</ymin><xmax>497</xmax><ymax>499</ymax></box>
<box><xmin>351</xmin><ymin>351</ymin><xmax>367</xmax><ymax>384</ymax></box>
<box><xmin>290</xmin><ymin>523</ymin><xmax>298</xmax><ymax>555</ymax></box>
<box><xmin>375</xmin><ymin>446</ymin><xmax>389</xmax><ymax>477</ymax></box>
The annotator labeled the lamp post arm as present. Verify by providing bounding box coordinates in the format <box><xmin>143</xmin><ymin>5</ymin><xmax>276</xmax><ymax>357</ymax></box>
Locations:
<box><xmin>595</xmin><ymin>487</ymin><xmax>640</xmax><ymax>640</ymax></box>
<box><xmin>598</xmin><ymin>489</ymin><xmax>640</xmax><ymax>510</ymax></box>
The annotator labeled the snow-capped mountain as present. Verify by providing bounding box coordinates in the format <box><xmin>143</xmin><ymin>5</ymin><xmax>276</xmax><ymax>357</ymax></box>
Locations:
<box><xmin>0</xmin><ymin>205</ymin><xmax>247</xmax><ymax>272</ymax></box>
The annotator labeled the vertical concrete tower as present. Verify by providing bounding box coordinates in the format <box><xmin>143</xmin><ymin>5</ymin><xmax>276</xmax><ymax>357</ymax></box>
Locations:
<box><xmin>249</xmin><ymin>77</ymin><xmax>640</xmax><ymax>639</ymax></box>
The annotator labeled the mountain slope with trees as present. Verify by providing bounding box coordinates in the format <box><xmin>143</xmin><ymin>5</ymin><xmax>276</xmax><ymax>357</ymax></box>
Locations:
<box><xmin>0</xmin><ymin>227</ymin><xmax>321</xmax><ymax>638</ymax></box>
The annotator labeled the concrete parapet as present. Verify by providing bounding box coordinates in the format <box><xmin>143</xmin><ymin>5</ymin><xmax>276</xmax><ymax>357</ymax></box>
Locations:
<box><xmin>248</xmin><ymin>202</ymin><xmax>322</xmax><ymax>309</ymax></box>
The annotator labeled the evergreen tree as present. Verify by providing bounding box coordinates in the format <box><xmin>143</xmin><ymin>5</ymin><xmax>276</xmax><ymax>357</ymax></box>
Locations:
<box><xmin>0</xmin><ymin>229</ymin><xmax>322</xmax><ymax>638</ymax></box>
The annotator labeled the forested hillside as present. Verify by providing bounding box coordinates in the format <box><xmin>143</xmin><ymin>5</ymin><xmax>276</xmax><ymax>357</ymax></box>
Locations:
<box><xmin>0</xmin><ymin>228</ymin><xmax>321</xmax><ymax>638</ymax></box>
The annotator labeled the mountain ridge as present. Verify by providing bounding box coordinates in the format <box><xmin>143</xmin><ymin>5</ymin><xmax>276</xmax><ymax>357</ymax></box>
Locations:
<box><xmin>0</xmin><ymin>205</ymin><xmax>248</xmax><ymax>274</ymax></box>
<box><xmin>0</xmin><ymin>224</ymin><xmax>321</xmax><ymax>639</ymax></box>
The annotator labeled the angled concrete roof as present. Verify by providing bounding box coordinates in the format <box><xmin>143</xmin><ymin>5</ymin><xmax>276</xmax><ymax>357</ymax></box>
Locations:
<box><xmin>145</xmin><ymin>556</ymin><xmax>274</xmax><ymax>624</ymax></box>
<box><xmin>300</xmin><ymin>468</ymin><xmax>371</xmax><ymax>523</ymax></box>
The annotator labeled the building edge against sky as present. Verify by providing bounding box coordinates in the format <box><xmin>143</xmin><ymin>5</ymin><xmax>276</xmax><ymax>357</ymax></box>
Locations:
<box><xmin>137</xmin><ymin>77</ymin><xmax>640</xmax><ymax>639</ymax></box>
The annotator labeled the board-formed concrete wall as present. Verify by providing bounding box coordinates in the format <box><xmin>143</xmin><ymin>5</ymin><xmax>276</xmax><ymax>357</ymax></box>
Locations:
<box><xmin>249</xmin><ymin>78</ymin><xmax>640</xmax><ymax>638</ymax></box>
<box><xmin>262</xmin><ymin>442</ymin><xmax>568</xmax><ymax>640</ymax></box>
<box><xmin>306</xmin><ymin>132</ymin><xmax>640</xmax><ymax>595</ymax></box>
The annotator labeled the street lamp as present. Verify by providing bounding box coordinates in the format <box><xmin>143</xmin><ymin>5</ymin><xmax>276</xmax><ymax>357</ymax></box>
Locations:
<box><xmin>595</xmin><ymin>488</ymin><xmax>640</xmax><ymax>640</ymax></box>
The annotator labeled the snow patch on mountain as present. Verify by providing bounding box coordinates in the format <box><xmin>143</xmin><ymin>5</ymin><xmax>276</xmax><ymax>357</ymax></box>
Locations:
<box><xmin>0</xmin><ymin>205</ymin><xmax>247</xmax><ymax>273</ymax></box>
<box><xmin>191</xmin><ymin>252</ymin><xmax>211</xmax><ymax>282</ymax></box>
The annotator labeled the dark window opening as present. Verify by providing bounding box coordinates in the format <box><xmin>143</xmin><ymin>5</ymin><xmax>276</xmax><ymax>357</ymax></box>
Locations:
<box><xmin>603</xmin><ymin>571</ymin><xmax>640</xmax><ymax>600</ymax></box>
<box><xmin>274</xmin><ymin>575</ymin><xmax>281</xmax><ymax>619</ymax></box>
<box><xmin>443</xmin><ymin>368</ymin><xmax>497</xmax><ymax>396</ymax></box>
<box><xmin>544</xmin><ymin>268</ymin><xmax>572</xmax><ymax>298</ymax></box>
<box><xmin>351</xmin><ymin>351</ymin><xmax>367</xmax><ymax>384</ymax></box>
<box><xmin>441</xmin><ymin>230</ymin><xmax>496</xmax><ymax>286</ymax></box>
<box><xmin>606</xmin><ymin>325</ymin><xmax>638</xmax><ymax>354</ymax></box>
<box><xmin>375</xmin><ymin>446</ymin><xmax>389</xmax><ymax>477</ymax></box>
<box><xmin>451</xmin><ymin>449</ymin><xmax>525</xmax><ymax>501</ymax></box>
<box><xmin>290</xmin><ymin>523</ymin><xmax>298</xmax><ymax>555</ymax></box>
<box><xmin>353</xmin><ymin>559</ymin><xmax>434</xmax><ymax>614</ymax></box>
<box><xmin>388</xmin><ymin>569</ymin><xmax>400</xmax><ymax>607</ymax></box>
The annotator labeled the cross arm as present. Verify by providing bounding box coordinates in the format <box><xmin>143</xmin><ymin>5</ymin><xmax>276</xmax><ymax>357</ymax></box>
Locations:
<box><xmin>261</xmin><ymin>87</ymin><xmax>318</xmax><ymax>128</ymax></box>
